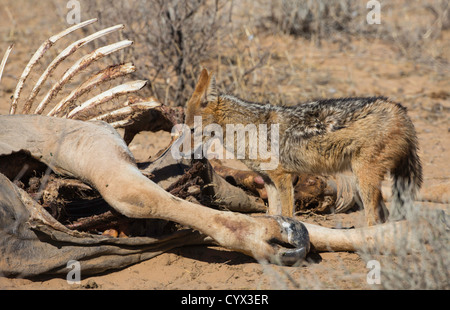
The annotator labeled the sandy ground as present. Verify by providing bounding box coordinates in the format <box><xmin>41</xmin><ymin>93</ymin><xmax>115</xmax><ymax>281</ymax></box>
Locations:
<box><xmin>0</xmin><ymin>0</ymin><xmax>449</xmax><ymax>290</ymax></box>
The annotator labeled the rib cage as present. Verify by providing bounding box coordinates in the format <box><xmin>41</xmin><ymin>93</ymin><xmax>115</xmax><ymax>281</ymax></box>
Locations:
<box><xmin>1</xmin><ymin>19</ymin><xmax>160</xmax><ymax>127</ymax></box>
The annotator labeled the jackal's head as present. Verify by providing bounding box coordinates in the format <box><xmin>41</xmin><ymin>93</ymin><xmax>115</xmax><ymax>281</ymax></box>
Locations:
<box><xmin>185</xmin><ymin>68</ymin><xmax>218</xmax><ymax>128</ymax></box>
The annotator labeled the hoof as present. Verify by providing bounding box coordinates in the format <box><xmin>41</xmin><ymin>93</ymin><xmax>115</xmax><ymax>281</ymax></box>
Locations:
<box><xmin>272</xmin><ymin>216</ymin><xmax>310</xmax><ymax>266</ymax></box>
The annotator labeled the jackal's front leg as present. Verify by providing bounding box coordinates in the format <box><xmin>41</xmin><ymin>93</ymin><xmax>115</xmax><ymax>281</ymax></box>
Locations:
<box><xmin>265</xmin><ymin>173</ymin><xmax>294</xmax><ymax>217</ymax></box>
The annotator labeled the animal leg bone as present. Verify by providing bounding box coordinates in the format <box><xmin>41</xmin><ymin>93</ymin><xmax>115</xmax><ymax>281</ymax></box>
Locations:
<box><xmin>0</xmin><ymin>115</ymin><xmax>309</xmax><ymax>265</ymax></box>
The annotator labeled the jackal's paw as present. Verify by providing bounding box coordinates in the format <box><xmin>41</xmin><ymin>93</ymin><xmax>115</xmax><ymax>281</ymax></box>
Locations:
<box><xmin>259</xmin><ymin>216</ymin><xmax>310</xmax><ymax>266</ymax></box>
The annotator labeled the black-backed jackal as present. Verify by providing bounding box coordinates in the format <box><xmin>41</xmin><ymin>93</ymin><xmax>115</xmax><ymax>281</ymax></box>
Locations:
<box><xmin>185</xmin><ymin>69</ymin><xmax>422</xmax><ymax>226</ymax></box>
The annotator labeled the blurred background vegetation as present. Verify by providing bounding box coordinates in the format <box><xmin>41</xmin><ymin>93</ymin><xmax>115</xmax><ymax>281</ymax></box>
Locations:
<box><xmin>1</xmin><ymin>0</ymin><xmax>448</xmax><ymax>108</ymax></box>
<box><xmin>79</xmin><ymin>0</ymin><xmax>449</xmax><ymax>106</ymax></box>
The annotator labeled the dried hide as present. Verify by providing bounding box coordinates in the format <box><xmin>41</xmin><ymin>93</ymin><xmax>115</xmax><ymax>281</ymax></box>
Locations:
<box><xmin>0</xmin><ymin>116</ymin><xmax>210</xmax><ymax>278</ymax></box>
<box><xmin>0</xmin><ymin>172</ymin><xmax>210</xmax><ymax>278</ymax></box>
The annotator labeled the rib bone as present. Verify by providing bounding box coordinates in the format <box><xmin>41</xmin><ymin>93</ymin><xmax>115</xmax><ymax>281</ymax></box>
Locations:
<box><xmin>89</xmin><ymin>100</ymin><xmax>161</xmax><ymax>125</ymax></box>
<box><xmin>34</xmin><ymin>38</ymin><xmax>131</xmax><ymax>115</ymax></box>
<box><xmin>23</xmin><ymin>24</ymin><xmax>124</xmax><ymax>114</ymax></box>
<box><xmin>11</xmin><ymin>18</ymin><xmax>98</xmax><ymax>114</ymax></box>
<box><xmin>67</xmin><ymin>80</ymin><xmax>147</xmax><ymax>119</ymax></box>
<box><xmin>48</xmin><ymin>62</ymin><xmax>136</xmax><ymax>117</ymax></box>
<box><xmin>6</xmin><ymin>21</ymin><xmax>151</xmax><ymax>127</ymax></box>
<box><xmin>0</xmin><ymin>44</ymin><xmax>13</xmax><ymax>85</ymax></box>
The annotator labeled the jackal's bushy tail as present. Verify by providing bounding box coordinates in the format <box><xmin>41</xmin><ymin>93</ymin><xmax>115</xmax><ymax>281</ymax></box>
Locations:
<box><xmin>390</xmin><ymin>139</ymin><xmax>423</xmax><ymax>220</ymax></box>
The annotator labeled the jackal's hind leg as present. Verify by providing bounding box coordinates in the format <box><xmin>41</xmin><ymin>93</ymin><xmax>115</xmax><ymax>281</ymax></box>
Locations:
<box><xmin>352</xmin><ymin>163</ymin><xmax>389</xmax><ymax>226</ymax></box>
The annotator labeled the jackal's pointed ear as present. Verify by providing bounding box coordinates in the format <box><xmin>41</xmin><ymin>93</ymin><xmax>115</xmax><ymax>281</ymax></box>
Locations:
<box><xmin>188</xmin><ymin>69</ymin><xmax>210</xmax><ymax>107</ymax></box>
<box><xmin>204</xmin><ymin>74</ymin><xmax>217</xmax><ymax>104</ymax></box>
<box><xmin>193</xmin><ymin>68</ymin><xmax>210</xmax><ymax>98</ymax></box>
<box><xmin>186</xmin><ymin>68</ymin><xmax>217</xmax><ymax>109</ymax></box>
<box><xmin>185</xmin><ymin>68</ymin><xmax>215</xmax><ymax>126</ymax></box>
